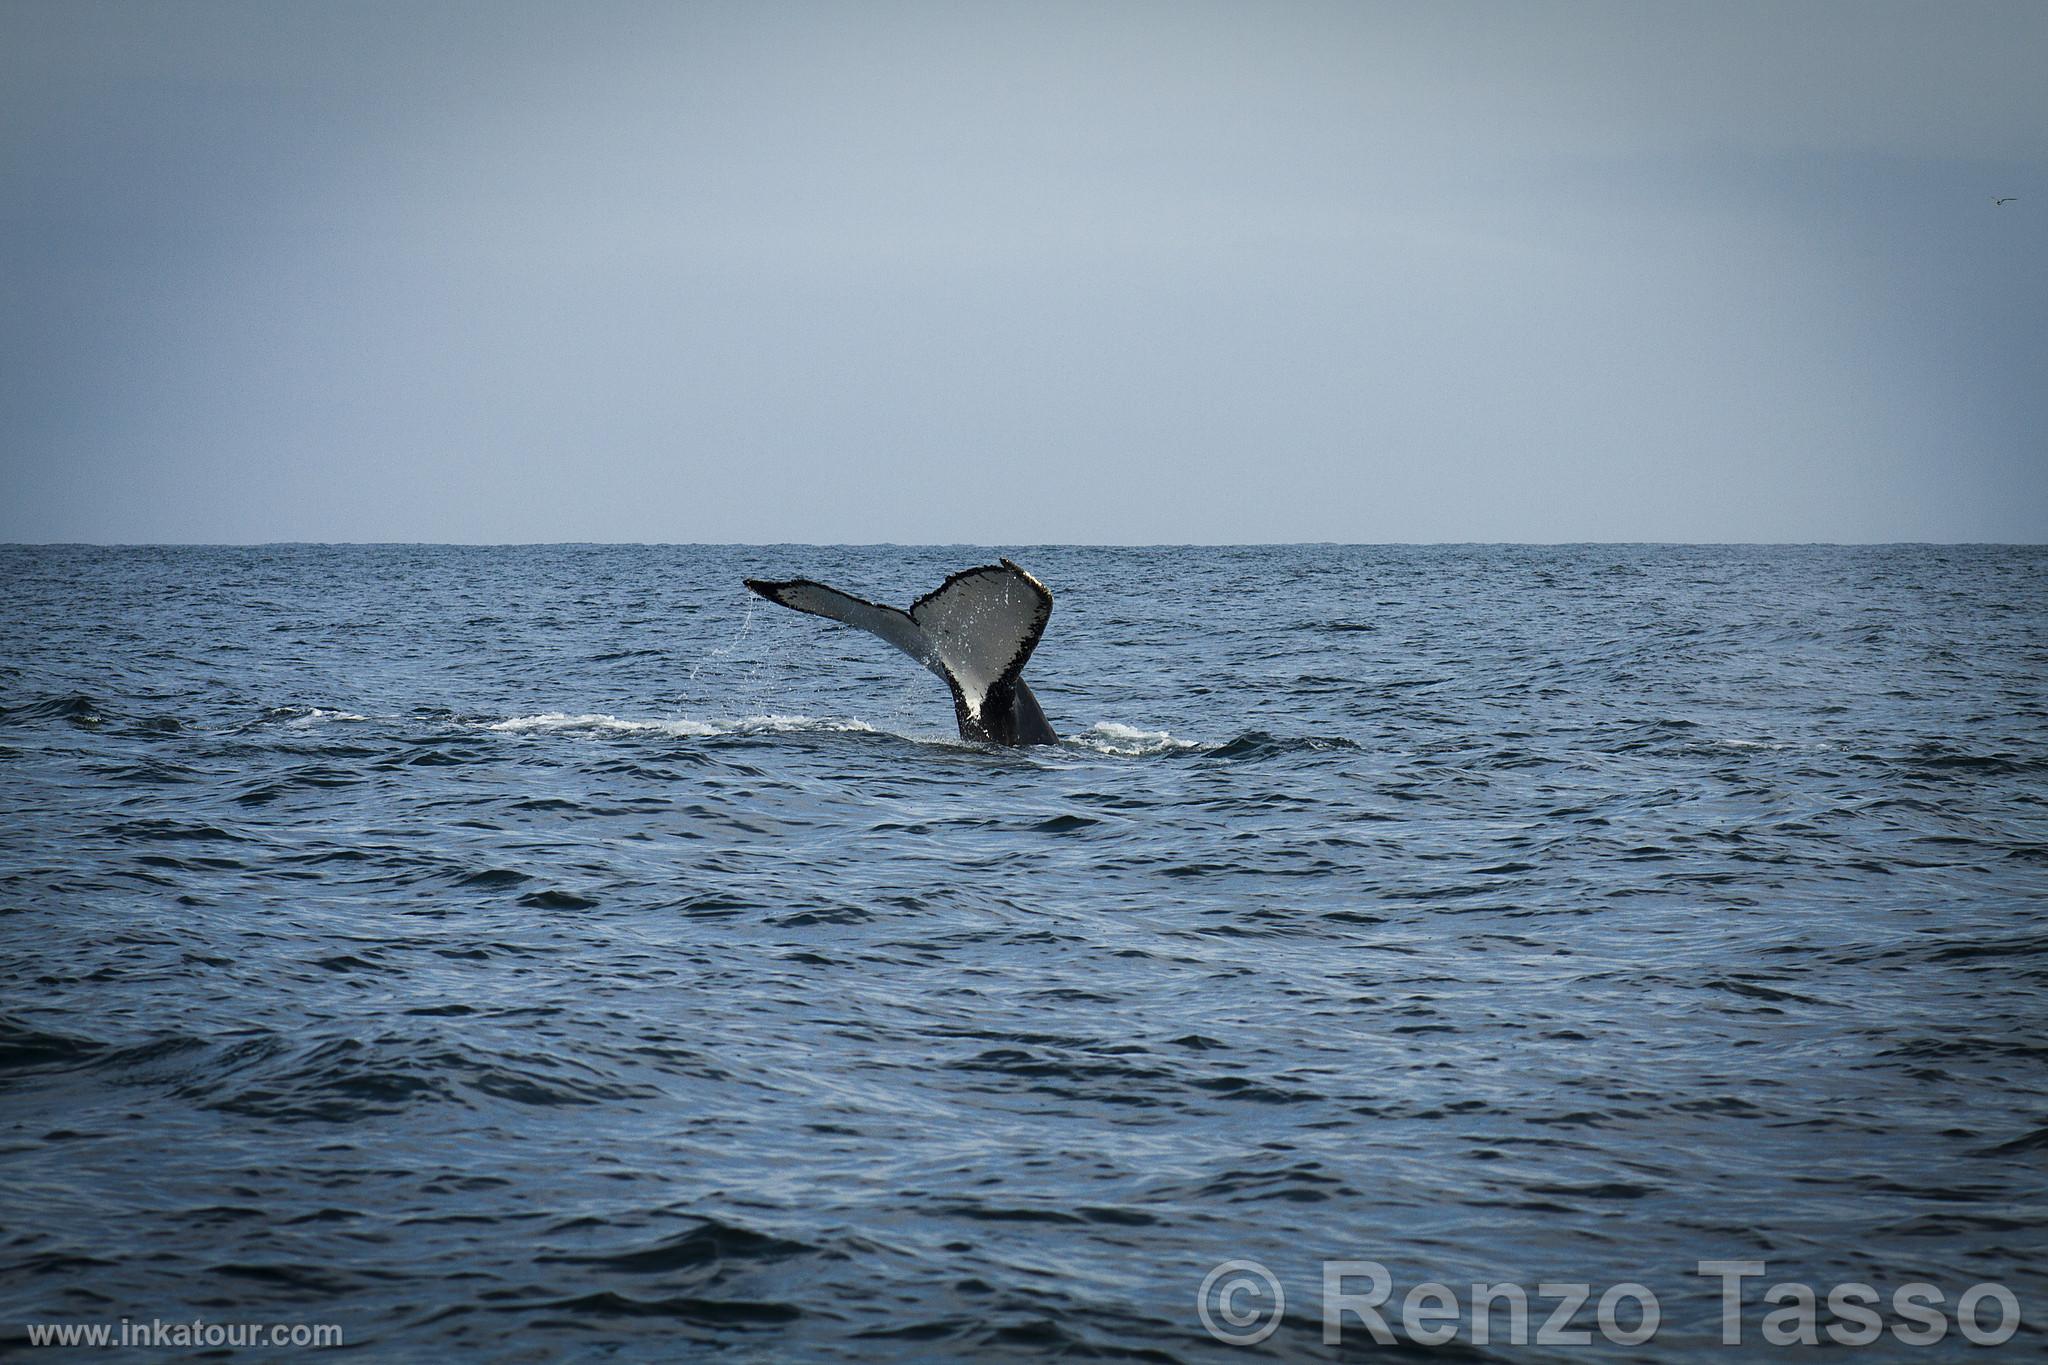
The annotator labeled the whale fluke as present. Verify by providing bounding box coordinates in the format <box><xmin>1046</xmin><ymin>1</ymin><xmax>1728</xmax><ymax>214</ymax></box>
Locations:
<box><xmin>744</xmin><ymin>559</ymin><xmax>1058</xmax><ymax>746</ymax></box>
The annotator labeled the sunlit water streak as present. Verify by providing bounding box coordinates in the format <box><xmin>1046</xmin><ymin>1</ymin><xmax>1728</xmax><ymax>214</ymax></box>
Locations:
<box><xmin>2</xmin><ymin>544</ymin><xmax>2044</xmax><ymax>1359</ymax></box>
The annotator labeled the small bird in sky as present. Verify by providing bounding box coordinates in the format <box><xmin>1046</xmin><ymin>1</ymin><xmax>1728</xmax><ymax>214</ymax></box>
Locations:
<box><xmin>1993</xmin><ymin>197</ymin><xmax>2017</xmax><ymax>205</ymax></box>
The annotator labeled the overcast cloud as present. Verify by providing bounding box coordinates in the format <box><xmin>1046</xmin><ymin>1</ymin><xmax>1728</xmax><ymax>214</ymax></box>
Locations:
<box><xmin>2</xmin><ymin>0</ymin><xmax>2043</xmax><ymax>543</ymax></box>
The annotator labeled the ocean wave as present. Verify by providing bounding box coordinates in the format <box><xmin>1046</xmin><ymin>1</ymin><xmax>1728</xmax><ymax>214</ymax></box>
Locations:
<box><xmin>0</xmin><ymin>692</ymin><xmax>107</xmax><ymax>727</ymax></box>
<box><xmin>1203</xmin><ymin>730</ymin><xmax>1360</xmax><ymax>761</ymax></box>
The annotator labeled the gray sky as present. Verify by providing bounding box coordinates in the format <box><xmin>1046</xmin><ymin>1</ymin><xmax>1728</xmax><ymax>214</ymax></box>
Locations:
<box><xmin>3</xmin><ymin>0</ymin><xmax>2043</xmax><ymax>543</ymax></box>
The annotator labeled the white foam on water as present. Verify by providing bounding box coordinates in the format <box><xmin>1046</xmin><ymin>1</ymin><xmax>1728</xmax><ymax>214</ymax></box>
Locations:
<box><xmin>1071</xmin><ymin>721</ymin><xmax>1201</xmax><ymax>756</ymax></box>
<box><xmin>485</xmin><ymin>712</ymin><xmax>879</xmax><ymax>738</ymax></box>
<box><xmin>734</xmin><ymin>713</ymin><xmax>881</xmax><ymax>735</ymax></box>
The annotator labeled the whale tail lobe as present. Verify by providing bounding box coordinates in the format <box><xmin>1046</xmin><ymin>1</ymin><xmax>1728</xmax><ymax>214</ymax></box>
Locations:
<box><xmin>744</xmin><ymin>559</ymin><xmax>1057</xmax><ymax>745</ymax></box>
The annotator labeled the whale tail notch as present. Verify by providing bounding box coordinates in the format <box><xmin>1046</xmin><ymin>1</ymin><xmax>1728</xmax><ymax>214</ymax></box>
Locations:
<box><xmin>743</xmin><ymin>559</ymin><xmax>1057</xmax><ymax>746</ymax></box>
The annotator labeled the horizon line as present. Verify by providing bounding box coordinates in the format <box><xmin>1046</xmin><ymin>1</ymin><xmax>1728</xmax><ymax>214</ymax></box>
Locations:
<box><xmin>4</xmin><ymin>539</ymin><xmax>2045</xmax><ymax>550</ymax></box>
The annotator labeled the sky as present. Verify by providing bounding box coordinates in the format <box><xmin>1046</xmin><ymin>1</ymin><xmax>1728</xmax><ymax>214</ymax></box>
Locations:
<box><xmin>2</xmin><ymin>0</ymin><xmax>2043</xmax><ymax>544</ymax></box>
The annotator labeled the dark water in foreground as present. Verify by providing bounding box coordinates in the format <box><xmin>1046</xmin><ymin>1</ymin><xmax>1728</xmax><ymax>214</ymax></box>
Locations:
<box><xmin>2</xmin><ymin>544</ymin><xmax>2044</xmax><ymax>1360</ymax></box>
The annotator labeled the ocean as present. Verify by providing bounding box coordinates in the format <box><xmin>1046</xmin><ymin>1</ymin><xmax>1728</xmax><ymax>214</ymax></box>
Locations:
<box><xmin>2</xmin><ymin>543</ymin><xmax>2043</xmax><ymax>1359</ymax></box>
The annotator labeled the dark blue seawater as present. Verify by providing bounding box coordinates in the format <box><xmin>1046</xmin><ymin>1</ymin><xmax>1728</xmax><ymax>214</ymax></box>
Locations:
<box><xmin>2</xmin><ymin>544</ymin><xmax>2044</xmax><ymax>1360</ymax></box>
